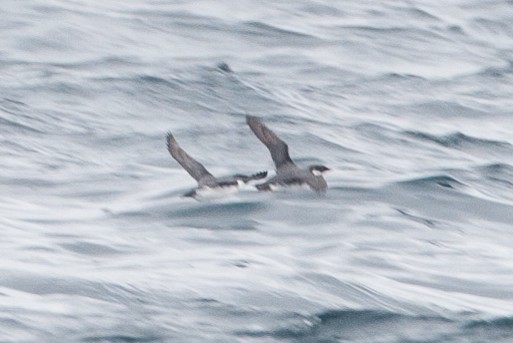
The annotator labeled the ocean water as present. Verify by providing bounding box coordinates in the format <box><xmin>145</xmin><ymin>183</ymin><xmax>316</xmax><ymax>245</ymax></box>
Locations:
<box><xmin>1</xmin><ymin>0</ymin><xmax>513</xmax><ymax>342</ymax></box>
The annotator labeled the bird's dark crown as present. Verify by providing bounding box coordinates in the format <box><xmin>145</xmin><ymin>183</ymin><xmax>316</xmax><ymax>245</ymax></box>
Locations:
<box><xmin>308</xmin><ymin>165</ymin><xmax>330</xmax><ymax>174</ymax></box>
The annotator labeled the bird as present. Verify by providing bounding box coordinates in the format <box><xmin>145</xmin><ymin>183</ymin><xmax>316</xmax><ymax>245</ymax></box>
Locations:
<box><xmin>166</xmin><ymin>133</ymin><xmax>267</xmax><ymax>199</ymax></box>
<box><xmin>246</xmin><ymin>115</ymin><xmax>329</xmax><ymax>192</ymax></box>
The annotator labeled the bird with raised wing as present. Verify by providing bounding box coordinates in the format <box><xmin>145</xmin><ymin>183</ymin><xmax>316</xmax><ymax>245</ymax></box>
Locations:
<box><xmin>246</xmin><ymin>115</ymin><xmax>329</xmax><ymax>192</ymax></box>
<box><xmin>166</xmin><ymin>133</ymin><xmax>267</xmax><ymax>199</ymax></box>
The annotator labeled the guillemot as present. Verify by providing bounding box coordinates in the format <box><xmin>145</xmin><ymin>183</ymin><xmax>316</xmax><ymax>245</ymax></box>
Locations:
<box><xmin>166</xmin><ymin>133</ymin><xmax>267</xmax><ymax>198</ymax></box>
<box><xmin>246</xmin><ymin>115</ymin><xmax>330</xmax><ymax>192</ymax></box>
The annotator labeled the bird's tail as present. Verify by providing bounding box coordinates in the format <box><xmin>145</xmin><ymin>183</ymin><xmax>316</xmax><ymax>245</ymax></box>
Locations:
<box><xmin>182</xmin><ymin>189</ymin><xmax>197</xmax><ymax>198</ymax></box>
<box><xmin>248</xmin><ymin>171</ymin><xmax>268</xmax><ymax>181</ymax></box>
<box><xmin>255</xmin><ymin>182</ymin><xmax>272</xmax><ymax>191</ymax></box>
<box><xmin>233</xmin><ymin>171</ymin><xmax>268</xmax><ymax>183</ymax></box>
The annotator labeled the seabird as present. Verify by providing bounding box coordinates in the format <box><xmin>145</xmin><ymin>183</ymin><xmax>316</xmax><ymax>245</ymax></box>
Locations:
<box><xmin>166</xmin><ymin>133</ymin><xmax>267</xmax><ymax>198</ymax></box>
<box><xmin>246</xmin><ymin>115</ymin><xmax>329</xmax><ymax>192</ymax></box>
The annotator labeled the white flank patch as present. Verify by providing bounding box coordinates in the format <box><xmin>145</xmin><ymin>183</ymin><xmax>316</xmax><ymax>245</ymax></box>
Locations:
<box><xmin>194</xmin><ymin>185</ymin><xmax>239</xmax><ymax>200</ymax></box>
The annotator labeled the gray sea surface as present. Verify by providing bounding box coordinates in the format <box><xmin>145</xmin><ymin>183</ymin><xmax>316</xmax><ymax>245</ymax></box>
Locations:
<box><xmin>2</xmin><ymin>1</ymin><xmax>513</xmax><ymax>342</ymax></box>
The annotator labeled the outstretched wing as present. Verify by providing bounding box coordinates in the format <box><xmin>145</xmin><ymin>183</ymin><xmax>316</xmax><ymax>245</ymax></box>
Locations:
<box><xmin>246</xmin><ymin>116</ymin><xmax>294</xmax><ymax>169</ymax></box>
<box><xmin>166</xmin><ymin>133</ymin><xmax>215</xmax><ymax>184</ymax></box>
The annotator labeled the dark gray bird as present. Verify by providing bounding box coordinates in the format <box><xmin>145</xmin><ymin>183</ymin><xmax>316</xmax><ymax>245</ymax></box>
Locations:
<box><xmin>246</xmin><ymin>115</ymin><xmax>329</xmax><ymax>192</ymax></box>
<box><xmin>166</xmin><ymin>133</ymin><xmax>267</xmax><ymax>198</ymax></box>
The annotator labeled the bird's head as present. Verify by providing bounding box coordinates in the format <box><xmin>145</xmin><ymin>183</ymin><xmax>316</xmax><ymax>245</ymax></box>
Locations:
<box><xmin>308</xmin><ymin>165</ymin><xmax>330</xmax><ymax>176</ymax></box>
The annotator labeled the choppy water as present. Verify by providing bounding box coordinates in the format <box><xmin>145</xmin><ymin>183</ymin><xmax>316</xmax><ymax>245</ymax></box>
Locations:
<box><xmin>2</xmin><ymin>1</ymin><xmax>513</xmax><ymax>342</ymax></box>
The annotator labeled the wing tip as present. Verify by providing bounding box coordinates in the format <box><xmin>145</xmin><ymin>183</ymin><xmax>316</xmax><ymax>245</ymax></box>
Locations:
<box><xmin>246</xmin><ymin>115</ymin><xmax>260</xmax><ymax>125</ymax></box>
<box><xmin>166</xmin><ymin>131</ymin><xmax>177</xmax><ymax>147</ymax></box>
